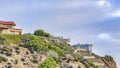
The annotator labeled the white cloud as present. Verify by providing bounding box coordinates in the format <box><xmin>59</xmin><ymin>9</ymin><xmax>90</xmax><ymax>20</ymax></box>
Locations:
<box><xmin>98</xmin><ymin>33</ymin><xmax>120</xmax><ymax>44</ymax></box>
<box><xmin>97</xmin><ymin>0</ymin><xmax>111</xmax><ymax>8</ymax></box>
<box><xmin>110</xmin><ymin>10</ymin><xmax>120</xmax><ymax>17</ymax></box>
<box><xmin>98</xmin><ymin>33</ymin><xmax>111</xmax><ymax>40</ymax></box>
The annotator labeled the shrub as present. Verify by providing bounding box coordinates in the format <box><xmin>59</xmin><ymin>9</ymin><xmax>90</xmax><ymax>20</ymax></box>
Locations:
<box><xmin>82</xmin><ymin>61</ymin><xmax>91</xmax><ymax>68</ymax></box>
<box><xmin>31</xmin><ymin>59</ymin><xmax>38</xmax><ymax>63</ymax></box>
<box><xmin>29</xmin><ymin>35</ymin><xmax>43</xmax><ymax>50</ymax></box>
<box><xmin>104</xmin><ymin>55</ymin><xmax>114</xmax><ymax>61</ymax></box>
<box><xmin>44</xmin><ymin>32</ymin><xmax>51</xmax><ymax>38</ymax></box>
<box><xmin>0</xmin><ymin>56</ymin><xmax>7</xmax><ymax>62</ymax></box>
<box><xmin>34</xmin><ymin>29</ymin><xmax>50</xmax><ymax>38</ymax></box>
<box><xmin>15</xmin><ymin>60</ymin><xmax>18</xmax><ymax>64</ymax></box>
<box><xmin>78</xmin><ymin>65</ymin><xmax>81</xmax><ymax>68</ymax></box>
<box><xmin>0</xmin><ymin>37</ymin><xmax>5</xmax><ymax>44</ymax></box>
<box><xmin>47</xmin><ymin>43</ymin><xmax>63</xmax><ymax>54</ymax></box>
<box><xmin>47</xmin><ymin>50</ymin><xmax>59</xmax><ymax>61</ymax></box>
<box><xmin>87</xmin><ymin>61</ymin><xmax>98</xmax><ymax>68</ymax></box>
<box><xmin>0</xmin><ymin>34</ymin><xmax>23</xmax><ymax>45</ymax></box>
<box><xmin>38</xmin><ymin>57</ymin><xmax>56</xmax><ymax>68</ymax></box>
<box><xmin>6</xmin><ymin>51</ymin><xmax>12</xmax><ymax>56</ymax></box>
<box><xmin>73</xmin><ymin>54</ymin><xmax>80</xmax><ymax>61</ymax></box>
<box><xmin>23</xmin><ymin>35</ymin><xmax>45</xmax><ymax>51</ymax></box>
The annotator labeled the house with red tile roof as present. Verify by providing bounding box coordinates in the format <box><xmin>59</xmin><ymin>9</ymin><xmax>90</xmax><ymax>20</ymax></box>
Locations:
<box><xmin>0</xmin><ymin>20</ymin><xmax>22</xmax><ymax>34</ymax></box>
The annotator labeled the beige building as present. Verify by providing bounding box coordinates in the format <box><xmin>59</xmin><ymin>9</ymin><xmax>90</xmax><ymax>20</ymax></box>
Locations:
<box><xmin>0</xmin><ymin>20</ymin><xmax>22</xmax><ymax>35</ymax></box>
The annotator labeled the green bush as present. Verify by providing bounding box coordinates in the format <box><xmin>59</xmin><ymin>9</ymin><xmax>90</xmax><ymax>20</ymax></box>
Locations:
<box><xmin>31</xmin><ymin>59</ymin><xmax>38</xmax><ymax>63</ymax></box>
<box><xmin>44</xmin><ymin>32</ymin><xmax>51</xmax><ymax>38</ymax></box>
<box><xmin>22</xmin><ymin>35</ymin><xmax>45</xmax><ymax>51</ymax></box>
<box><xmin>82</xmin><ymin>61</ymin><xmax>91</xmax><ymax>68</ymax></box>
<box><xmin>104</xmin><ymin>55</ymin><xmax>114</xmax><ymax>61</ymax></box>
<box><xmin>21</xmin><ymin>35</ymin><xmax>64</xmax><ymax>54</ymax></box>
<box><xmin>47</xmin><ymin>50</ymin><xmax>59</xmax><ymax>61</ymax></box>
<box><xmin>59</xmin><ymin>43</ymin><xmax>70</xmax><ymax>51</ymax></box>
<box><xmin>29</xmin><ymin>35</ymin><xmax>45</xmax><ymax>50</ymax></box>
<box><xmin>38</xmin><ymin>57</ymin><xmax>56</xmax><ymax>68</ymax></box>
<box><xmin>47</xmin><ymin>43</ymin><xmax>63</xmax><ymax>54</ymax></box>
<box><xmin>0</xmin><ymin>56</ymin><xmax>7</xmax><ymax>62</ymax></box>
<box><xmin>78</xmin><ymin>65</ymin><xmax>81</xmax><ymax>68</ymax></box>
<box><xmin>0</xmin><ymin>34</ymin><xmax>23</xmax><ymax>45</ymax></box>
<box><xmin>73</xmin><ymin>54</ymin><xmax>80</xmax><ymax>61</ymax></box>
<box><xmin>34</xmin><ymin>29</ymin><xmax>50</xmax><ymax>38</ymax></box>
<box><xmin>87</xmin><ymin>61</ymin><xmax>98</xmax><ymax>68</ymax></box>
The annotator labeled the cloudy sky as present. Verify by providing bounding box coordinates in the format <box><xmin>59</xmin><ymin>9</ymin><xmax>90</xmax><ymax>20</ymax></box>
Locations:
<box><xmin>0</xmin><ymin>0</ymin><xmax>120</xmax><ymax>67</ymax></box>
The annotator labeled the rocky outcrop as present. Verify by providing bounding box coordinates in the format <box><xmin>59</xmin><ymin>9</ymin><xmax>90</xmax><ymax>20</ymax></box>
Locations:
<box><xmin>102</xmin><ymin>57</ymin><xmax>117</xmax><ymax>68</ymax></box>
<box><xmin>0</xmin><ymin>44</ymin><xmax>117</xmax><ymax>68</ymax></box>
<box><xmin>0</xmin><ymin>45</ymin><xmax>43</xmax><ymax>68</ymax></box>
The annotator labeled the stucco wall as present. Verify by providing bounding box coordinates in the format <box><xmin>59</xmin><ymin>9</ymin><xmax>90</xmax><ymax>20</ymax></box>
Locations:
<box><xmin>0</xmin><ymin>29</ymin><xmax>22</xmax><ymax>35</ymax></box>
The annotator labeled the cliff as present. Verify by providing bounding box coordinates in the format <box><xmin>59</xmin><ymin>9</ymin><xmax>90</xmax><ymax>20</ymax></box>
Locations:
<box><xmin>0</xmin><ymin>33</ymin><xmax>117</xmax><ymax>68</ymax></box>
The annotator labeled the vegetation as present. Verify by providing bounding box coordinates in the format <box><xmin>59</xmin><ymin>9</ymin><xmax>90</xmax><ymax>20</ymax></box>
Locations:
<box><xmin>73</xmin><ymin>54</ymin><xmax>80</xmax><ymax>61</ymax></box>
<box><xmin>104</xmin><ymin>55</ymin><xmax>114</xmax><ymax>61</ymax></box>
<box><xmin>0</xmin><ymin>34</ymin><xmax>24</xmax><ymax>45</ymax></box>
<box><xmin>38</xmin><ymin>57</ymin><xmax>56</xmax><ymax>68</ymax></box>
<box><xmin>34</xmin><ymin>29</ymin><xmax>50</xmax><ymax>38</ymax></box>
<box><xmin>0</xmin><ymin>56</ymin><xmax>7</xmax><ymax>62</ymax></box>
<box><xmin>0</xmin><ymin>29</ymin><xmax>116</xmax><ymax>68</ymax></box>
<box><xmin>47</xmin><ymin>43</ymin><xmax>63</xmax><ymax>54</ymax></box>
<box><xmin>78</xmin><ymin>65</ymin><xmax>81</xmax><ymax>68</ymax></box>
<box><xmin>0</xmin><ymin>29</ymin><xmax>70</xmax><ymax>55</ymax></box>
<box><xmin>27</xmin><ymin>35</ymin><xmax>45</xmax><ymax>50</ymax></box>
<box><xmin>87</xmin><ymin>61</ymin><xmax>98</xmax><ymax>68</ymax></box>
<box><xmin>83</xmin><ymin>61</ymin><xmax>91</xmax><ymax>68</ymax></box>
<box><xmin>47</xmin><ymin>50</ymin><xmax>59</xmax><ymax>61</ymax></box>
<box><xmin>21</xmin><ymin>35</ymin><xmax>64</xmax><ymax>54</ymax></box>
<box><xmin>31</xmin><ymin>59</ymin><xmax>38</xmax><ymax>63</ymax></box>
<box><xmin>59</xmin><ymin>43</ymin><xmax>71</xmax><ymax>52</ymax></box>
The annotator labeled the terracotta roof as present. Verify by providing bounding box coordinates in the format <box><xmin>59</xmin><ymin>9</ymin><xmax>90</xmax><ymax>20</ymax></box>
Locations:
<box><xmin>0</xmin><ymin>20</ymin><xmax>16</xmax><ymax>26</ymax></box>
<box><xmin>0</xmin><ymin>26</ymin><xmax>8</xmax><ymax>29</ymax></box>
<box><xmin>9</xmin><ymin>28</ymin><xmax>22</xmax><ymax>30</ymax></box>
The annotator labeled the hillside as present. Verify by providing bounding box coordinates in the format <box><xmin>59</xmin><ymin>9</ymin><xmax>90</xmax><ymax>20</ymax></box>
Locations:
<box><xmin>0</xmin><ymin>30</ymin><xmax>117</xmax><ymax>68</ymax></box>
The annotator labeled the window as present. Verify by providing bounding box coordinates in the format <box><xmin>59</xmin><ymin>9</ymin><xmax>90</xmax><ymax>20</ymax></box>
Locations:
<box><xmin>0</xmin><ymin>24</ymin><xmax>4</xmax><ymax>27</ymax></box>
<box><xmin>10</xmin><ymin>31</ymin><xmax>15</xmax><ymax>34</ymax></box>
<box><xmin>19</xmin><ymin>32</ymin><xmax>21</xmax><ymax>35</ymax></box>
<box><xmin>7</xmin><ymin>25</ymin><xmax>12</xmax><ymax>28</ymax></box>
<box><xmin>0</xmin><ymin>29</ymin><xmax>2</xmax><ymax>34</ymax></box>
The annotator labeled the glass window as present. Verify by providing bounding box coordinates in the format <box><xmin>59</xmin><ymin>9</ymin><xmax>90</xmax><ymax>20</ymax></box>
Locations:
<box><xmin>0</xmin><ymin>29</ymin><xmax>2</xmax><ymax>34</ymax></box>
<box><xmin>10</xmin><ymin>31</ymin><xmax>15</xmax><ymax>34</ymax></box>
<box><xmin>0</xmin><ymin>24</ymin><xmax>3</xmax><ymax>27</ymax></box>
<box><xmin>7</xmin><ymin>25</ymin><xmax>12</xmax><ymax>28</ymax></box>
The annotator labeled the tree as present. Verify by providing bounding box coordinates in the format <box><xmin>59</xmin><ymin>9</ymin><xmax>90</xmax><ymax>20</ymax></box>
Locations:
<box><xmin>34</xmin><ymin>29</ymin><xmax>44</xmax><ymax>36</ymax></box>
<box><xmin>34</xmin><ymin>29</ymin><xmax>50</xmax><ymax>38</ymax></box>
<box><xmin>44</xmin><ymin>32</ymin><xmax>50</xmax><ymax>38</ymax></box>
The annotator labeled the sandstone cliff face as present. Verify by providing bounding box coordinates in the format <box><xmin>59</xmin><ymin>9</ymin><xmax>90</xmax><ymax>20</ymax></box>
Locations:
<box><xmin>0</xmin><ymin>44</ymin><xmax>117</xmax><ymax>68</ymax></box>
<box><xmin>107</xmin><ymin>61</ymin><xmax>117</xmax><ymax>68</ymax></box>
<box><xmin>101</xmin><ymin>57</ymin><xmax>117</xmax><ymax>68</ymax></box>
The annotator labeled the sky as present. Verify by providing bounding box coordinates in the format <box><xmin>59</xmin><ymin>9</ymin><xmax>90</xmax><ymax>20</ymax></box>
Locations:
<box><xmin>0</xmin><ymin>0</ymin><xmax>120</xmax><ymax>67</ymax></box>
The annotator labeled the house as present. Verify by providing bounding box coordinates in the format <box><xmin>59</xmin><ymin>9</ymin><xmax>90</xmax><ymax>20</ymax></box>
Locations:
<box><xmin>73</xmin><ymin>43</ymin><xmax>93</xmax><ymax>53</ymax></box>
<box><xmin>80</xmin><ymin>56</ymin><xmax>95</xmax><ymax>61</ymax></box>
<box><xmin>0</xmin><ymin>20</ymin><xmax>22</xmax><ymax>35</ymax></box>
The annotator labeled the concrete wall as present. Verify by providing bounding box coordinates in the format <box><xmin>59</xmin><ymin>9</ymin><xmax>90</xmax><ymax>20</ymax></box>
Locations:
<box><xmin>73</xmin><ymin>44</ymin><xmax>93</xmax><ymax>53</ymax></box>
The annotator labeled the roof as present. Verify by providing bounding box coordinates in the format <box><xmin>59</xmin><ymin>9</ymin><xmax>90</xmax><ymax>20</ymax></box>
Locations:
<box><xmin>0</xmin><ymin>26</ymin><xmax>8</xmax><ymax>29</ymax></box>
<box><xmin>0</xmin><ymin>20</ymin><xmax>16</xmax><ymax>26</ymax></box>
<box><xmin>9</xmin><ymin>28</ymin><xmax>22</xmax><ymax>30</ymax></box>
<box><xmin>73</xmin><ymin>43</ymin><xmax>93</xmax><ymax>47</ymax></box>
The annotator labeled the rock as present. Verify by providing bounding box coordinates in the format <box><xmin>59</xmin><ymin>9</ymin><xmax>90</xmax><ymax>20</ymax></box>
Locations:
<box><xmin>6</xmin><ymin>51</ymin><xmax>12</xmax><ymax>56</ymax></box>
<box><xmin>0</xmin><ymin>38</ymin><xmax>5</xmax><ymax>44</ymax></box>
<box><xmin>21</xmin><ymin>58</ymin><xmax>25</xmax><ymax>62</ymax></box>
<box><xmin>26</xmin><ymin>51</ymin><xmax>29</xmax><ymax>55</ymax></box>
<box><xmin>15</xmin><ymin>50</ymin><xmax>20</xmax><ymax>55</ymax></box>
<box><xmin>61</xmin><ymin>63</ymin><xmax>73</xmax><ymax>68</ymax></box>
